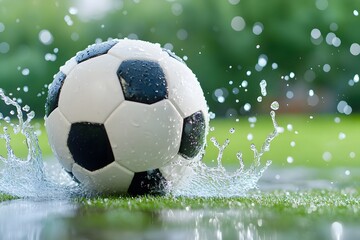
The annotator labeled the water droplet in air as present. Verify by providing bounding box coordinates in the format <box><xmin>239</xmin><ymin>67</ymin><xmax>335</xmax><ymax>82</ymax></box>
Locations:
<box><xmin>64</xmin><ymin>15</ymin><xmax>74</xmax><ymax>26</ymax></box>
<box><xmin>338</xmin><ymin>132</ymin><xmax>346</xmax><ymax>140</ymax></box>
<box><xmin>311</xmin><ymin>28</ymin><xmax>322</xmax><ymax>39</ymax></box>
<box><xmin>252</xmin><ymin>22</ymin><xmax>263</xmax><ymax>35</ymax></box>
<box><xmin>248</xmin><ymin>116</ymin><xmax>257</xmax><ymax>124</ymax></box>
<box><xmin>315</xmin><ymin>0</ymin><xmax>328</xmax><ymax>11</ymax></box>
<box><xmin>228</xmin><ymin>0</ymin><xmax>240</xmax><ymax>5</ymax></box>
<box><xmin>21</xmin><ymin>68</ymin><xmax>30</xmax><ymax>76</ymax></box>
<box><xmin>0</xmin><ymin>42</ymin><xmax>10</xmax><ymax>54</ymax></box>
<box><xmin>45</xmin><ymin>53</ymin><xmax>57</xmax><ymax>62</ymax></box>
<box><xmin>0</xmin><ymin>22</ymin><xmax>5</xmax><ymax>32</ymax></box>
<box><xmin>286</xmin><ymin>91</ymin><xmax>294</xmax><ymax>99</ymax></box>
<box><xmin>176</xmin><ymin>29</ymin><xmax>188</xmax><ymax>40</ymax></box>
<box><xmin>243</xmin><ymin>103</ymin><xmax>251</xmax><ymax>111</ymax></box>
<box><xmin>4</xmin><ymin>116</ymin><xmax>10</xmax><ymax>123</ymax></box>
<box><xmin>241</xmin><ymin>80</ymin><xmax>248</xmax><ymax>87</ymax></box>
<box><xmin>354</xmin><ymin>74</ymin><xmax>359</xmax><ymax>83</ymax></box>
<box><xmin>258</xmin><ymin>55</ymin><xmax>267</xmax><ymax>67</ymax></box>
<box><xmin>69</xmin><ymin>7</ymin><xmax>78</xmax><ymax>15</ymax></box>
<box><xmin>322</xmin><ymin>151</ymin><xmax>332</xmax><ymax>161</ymax></box>
<box><xmin>334</xmin><ymin>117</ymin><xmax>341</xmax><ymax>123</ymax></box>
<box><xmin>231</xmin><ymin>16</ymin><xmax>246</xmax><ymax>31</ymax></box>
<box><xmin>171</xmin><ymin>3</ymin><xmax>183</xmax><ymax>16</ymax></box>
<box><xmin>22</xmin><ymin>105</ymin><xmax>30</xmax><ymax>112</ymax></box>
<box><xmin>270</xmin><ymin>101</ymin><xmax>279</xmax><ymax>110</ymax></box>
<box><xmin>39</xmin><ymin>29</ymin><xmax>54</xmax><ymax>45</ymax></box>
<box><xmin>350</xmin><ymin>43</ymin><xmax>360</xmax><ymax>56</ymax></box>
<box><xmin>323</xmin><ymin>64</ymin><xmax>331</xmax><ymax>72</ymax></box>
<box><xmin>271</xmin><ymin>63</ymin><xmax>278</xmax><ymax>69</ymax></box>
<box><xmin>260</xmin><ymin>79</ymin><xmax>267</xmax><ymax>96</ymax></box>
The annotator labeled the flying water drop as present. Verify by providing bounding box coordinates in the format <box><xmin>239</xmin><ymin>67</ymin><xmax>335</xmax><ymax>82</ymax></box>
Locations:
<box><xmin>0</xmin><ymin>90</ymin><xmax>80</xmax><ymax>198</ymax></box>
<box><xmin>170</xmin><ymin>110</ymin><xmax>280</xmax><ymax>197</ymax></box>
<box><xmin>260</xmin><ymin>80</ymin><xmax>267</xmax><ymax>96</ymax></box>
<box><xmin>270</xmin><ymin>101</ymin><xmax>279</xmax><ymax>110</ymax></box>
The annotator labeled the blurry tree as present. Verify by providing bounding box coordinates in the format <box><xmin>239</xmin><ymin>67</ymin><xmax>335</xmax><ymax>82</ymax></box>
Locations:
<box><xmin>0</xmin><ymin>0</ymin><xmax>359</xmax><ymax>117</ymax></box>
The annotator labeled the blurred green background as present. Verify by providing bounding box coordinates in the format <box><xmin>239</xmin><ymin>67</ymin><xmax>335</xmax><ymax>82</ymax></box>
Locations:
<box><xmin>0</xmin><ymin>0</ymin><xmax>359</xmax><ymax>117</ymax></box>
<box><xmin>0</xmin><ymin>0</ymin><xmax>359</xmax><ymax>168</ymax></box>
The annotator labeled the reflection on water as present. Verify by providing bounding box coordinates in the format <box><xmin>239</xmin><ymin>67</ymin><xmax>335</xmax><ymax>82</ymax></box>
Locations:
<box><xmin>0</xmin><ymin>197</ymin><xmax>359</xmax><ymax>240</ymax></box>
<box><xmin>160</xmin><ymin>209</ymin><xmax>268</xmax><ymax>240</ymax></box>
<box><xmin>260</xmin><ymin>167</ymin><xmax>360</xmax><ymax>191</ymax></box>
<box><xmin>0</xmin><ymin>200</ymin><xmax>76</xmax><ymax>240</ymax></box>
<box><xmin>0</xmin><ymin>167</ymin><xmax>360</xmax><ymax>240</ymax></box>
<box><xmin>159</xmin><ymin>208</ymin><xmax>359</xmax><ymax>240</ymax></box>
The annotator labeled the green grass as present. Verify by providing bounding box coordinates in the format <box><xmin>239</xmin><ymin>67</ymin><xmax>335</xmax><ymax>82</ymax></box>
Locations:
<box><xmin>2</xmin><ymin>113</ymin><xmax>359</xmax><ymax>168</ymax></box>
<box><xmin>79</xmin><ymin>189</ymin><xmax>360</xmax><ymax>219</ymax></box>
<box><xmin>0</xmin><ymin>193</ymin><xmax>14</xmax><ymax>201</ymax></box>
<box><xmin>64</xmin><ymin>189</ymin><xmax>360</xmax><ymax>240</ymax></box>
<box><xmin>1</xmin><ymin>114</ymin><xmax>359</xmax><ymax>202</ymax></box>
<box><xmin>205</xmin><ymin>113</ymin><xmax>360</xmax><ymax>168</ymax></box>
<box><xmin>0</xmin><ymin>120</ymin><xmax>53</xmax><ymax>159</ymax></box>
<box><xmin>1</xmin><ymin>114</ymin><xmax>360</xmax><ymax>237</ymax></box>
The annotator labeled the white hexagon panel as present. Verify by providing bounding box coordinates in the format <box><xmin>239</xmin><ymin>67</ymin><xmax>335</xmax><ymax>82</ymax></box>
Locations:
<box><xmin>72</xmin><ymin>162</ymin><xmax>134</xmax><ymax>194</ymax></box>
<box><xmin>45</xmin><ymin>108</ymin><xmax>74</xmax><ymax>172</ymax></box>
<box><xmin>105</xmin><ymin>99</ymin><xmax>183</xmax><ymax>172</ymax></box>
<box><xmin>108</xmin><ymin>38</ymin><xmax>169</xmax><ymax>62</ymax></box>
<box><xmin>59</xmin><ymin>54</ymin><xmax>125</xmax><ymax>123</ymax></box>
<box><xmin>160</xmin><ymin>55</ymin><xmax>209</xmax><ymax>123</ymax></box>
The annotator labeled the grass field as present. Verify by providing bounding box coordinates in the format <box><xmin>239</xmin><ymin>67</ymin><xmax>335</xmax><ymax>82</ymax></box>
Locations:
<box><xmin>205</xmin><ymin>113</ymin><xmax>360</xmax><ymax>168</ymax></box>
<box><xmin>2</xmin><ymin>113</ymin><xmax>359</xmax><ymax>167</ymax></box>
<box><xmin>1</xmin><ymin>114</ymin><xmax>360</xmax><ymax>239</ymax></box>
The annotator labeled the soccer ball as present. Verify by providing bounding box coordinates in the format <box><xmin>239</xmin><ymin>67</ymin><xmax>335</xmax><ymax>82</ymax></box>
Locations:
<box><xmin>45</xmin><ymin>38</ymin><xmax>209</xmax><ymax>195</ymax></box>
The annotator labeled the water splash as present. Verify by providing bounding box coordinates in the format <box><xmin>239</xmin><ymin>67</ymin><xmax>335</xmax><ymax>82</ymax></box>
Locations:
<box><xmin>170</xmin><ymin>110</ymin><xmax>280</xmax><ymax>197</ymax></box>
<box><xmin>0</xmin><ymin>88</ymin><xmax>279</xmax><ymax>198</ymax></box>
<box><xmin>270</xmin><ymin>101</ymin><xmax>280</xmax><ymax>110</ymax></box>
<box><xmin>260</xmin><ymin>79</ymin><xmax>267</xmax><ymax>96</ymax></box>
<box><xmin>0</xmin><ymin>89</ymin><xmax>79</xmax><ymax>199</ymax></box>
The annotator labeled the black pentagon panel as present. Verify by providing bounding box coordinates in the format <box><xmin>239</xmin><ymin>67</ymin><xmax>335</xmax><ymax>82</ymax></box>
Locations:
<box><xmin>45</xmin><ymin>71</ymin><xmax>66</xmax><ymax>117</ymax></box>
<box><xmin>75</xmin><ymin>39</ymin><xmax>119</xmax><ymax>63</ymax></box>
<box><xmin>179</xmin><ymin>111</ymin><xmax>206</xmax><ymax>159</ymax></box>
<box><xmin>117</xmin><ymin>60</ymin><xmax>168</xmax><ymax>104</ymax></box>
<box><xmin>127</xmin><ymin>169</ymin><xmax>167</xmax><ymax>196</ymax></box>
<box><xmin>68</xmin><ymin>122</ymin><xmax>115</xmax><ymax>172</ymax></box>
<box><xmin>162</xmin><ymin>48</ymin><xmax>186</xmax><ymax>65</ymax></box>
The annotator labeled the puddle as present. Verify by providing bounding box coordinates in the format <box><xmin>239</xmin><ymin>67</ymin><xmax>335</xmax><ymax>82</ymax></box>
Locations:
<box><xmin>1</xmin><ymin>167</ymin><xmax>359</xmax><ymax>240</ymax></box>
<box><xmin>0</xmin><ymin>199</ymin><xmax>77</xmax><ymax>240</ymax></box>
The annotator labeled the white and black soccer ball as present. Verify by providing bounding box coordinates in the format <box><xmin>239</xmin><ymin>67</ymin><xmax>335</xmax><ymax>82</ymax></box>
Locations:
<box><xmin>45</xmin><ymin>38</ymin><xmax>209</xmax><ymax>195</ymax></box>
